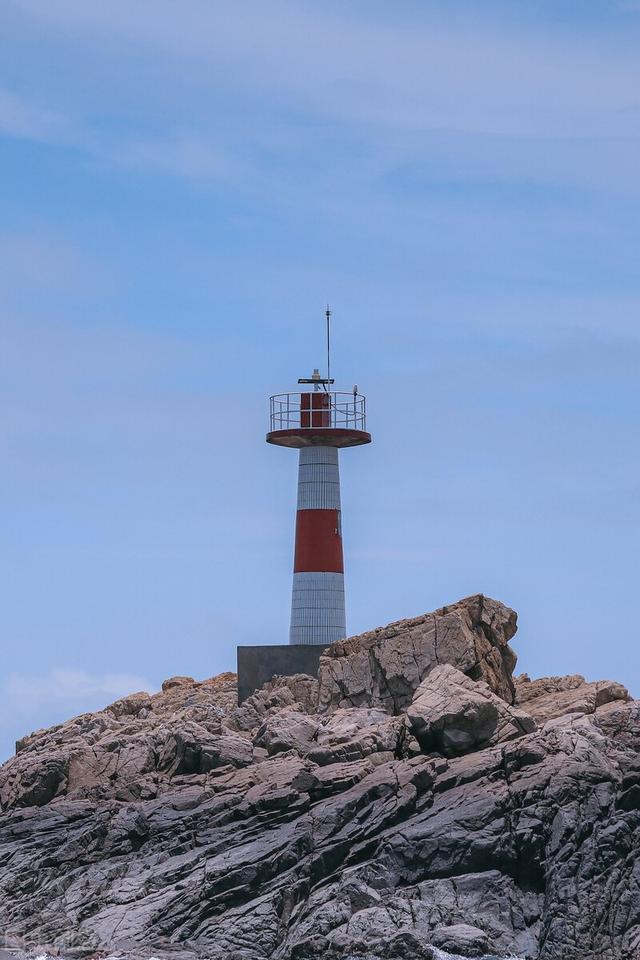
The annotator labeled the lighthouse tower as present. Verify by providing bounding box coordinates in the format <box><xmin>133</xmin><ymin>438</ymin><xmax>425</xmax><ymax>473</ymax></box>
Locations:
<box><xmin>266</xmin><ymin>310</ymin><xmax>371</xmax><ymax>645</ymax></box>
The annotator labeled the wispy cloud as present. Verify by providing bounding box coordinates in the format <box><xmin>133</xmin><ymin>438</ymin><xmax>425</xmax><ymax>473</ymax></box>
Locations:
<box><xmin>110</xmin><ymin>137</ymin><xmax>237</xmax><ymax>181</ymax></box>
<box><xmin>0</xmin><ymin>668</ymin><xmax>154</xmax><ymax>761</ymax></box>
<box><xmin>2</xmin><ymin>668</ymin><xmax>152</xmax><ymax>716</ymax></box>
<box><xmin>1</xmin><ymin>0</ymin><xmax>639</xmax><ymax>223</ymax></box>
<box><xmin>11</xmin><ymin>0</ymin><xmax>640</xmax><ymax>138</ymax></box>
<box><xmin>0</xmin><ymin>0</ymin><xmax>638</xmax><ymax>736</ymax></box>
<box><xmin>0</xmin><ymin>87</ymin><xmax>68</xmax><ymax>142</ymax></box>
<box><xmin>1</xmin><ymin>0</ymin><xmax>639</xmax><ymax>214</ymax></box>
<box><xmin>0</xmin><ymin>230</ymin><xmax>105</xmax><ymax>297</ymax></box>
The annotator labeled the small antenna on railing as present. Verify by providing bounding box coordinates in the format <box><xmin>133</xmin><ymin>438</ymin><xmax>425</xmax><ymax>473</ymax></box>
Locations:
<box><xmin>325</xmin><ymin>305</ymin><xmax>331</xmax><ymax>392</ymax></box>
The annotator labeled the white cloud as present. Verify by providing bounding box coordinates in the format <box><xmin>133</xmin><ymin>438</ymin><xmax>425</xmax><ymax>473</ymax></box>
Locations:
<box><xmin>11</xmin><ymin>0</ymin><xmax>640</xmax><ymax>138</ymax></box>
<box><xmin>110</xmin><ymin>137</ymin><xmax>236</xmax><ymax>181</ymax></box>
<box><xmin>4</xmin><ymin>1</ymin><xmax>640</xmax><ymax>200</ymax></box>
<box><xmin>0</xmin><ymin>668</ymin><xmax>155</xmax><ymax>764</ymax></box>
<box><xmin>0</xmin><ymin>87</ymin><xmax>68</xmax><ymax>142</ymax></box>
<box><xmin>1</xmin><ymin>668</ymin><xmax>153</xmax><ymax>719</ymax></box>
<box><xmin>0</xmin><ymin>669</ymin><xmax>154</xmax><ymax>759</ymax></box>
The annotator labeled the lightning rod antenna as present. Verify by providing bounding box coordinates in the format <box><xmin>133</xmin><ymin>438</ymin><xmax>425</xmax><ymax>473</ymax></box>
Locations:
<box><xmin>326</xmin><ymin>304</ymin><xmax>331</xmax><ymax>392</ymax></box>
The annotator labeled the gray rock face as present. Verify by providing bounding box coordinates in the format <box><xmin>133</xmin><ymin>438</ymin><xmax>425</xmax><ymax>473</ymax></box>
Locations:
<box><xmin>429</xmin><ymin>923</ymin><xmax>490</xmax><ymax>957</ymax></box>
<box><xmin>515</xmin><ymin>672</ymin><xmax>630</xmax><ymax>724</ymax></box>
<box><xmin>0</xmin><ymin>597</ymin><xmax>638</xmax><ymax>960</ymax></box>
<box><xmin>307</xmin><ymin>707</ymin><xmax>403</xmax><ymax>766</ymax></box>
<box><xmin>317</xmin><ymin>594</ymin><xmax>518</xmax><ymax>713</ymax></box>
<box><xmin>253</xmin><ymin>706</ymin><xmax>404</xmax><ymax>769</ymax></box>
<box><xmin>228</xmin><ymin>673</ymin><xmax>320</xmax><ymax>733</ymax></box>
<box><xmin>407</xmin><ymin>664</ymin><xmax>536</xmax><ymax>756</ymax></box>
<box><xmin>0</xmin><ymin>672</ymin><xmax>241</xmax><ymax>809</ymax></box>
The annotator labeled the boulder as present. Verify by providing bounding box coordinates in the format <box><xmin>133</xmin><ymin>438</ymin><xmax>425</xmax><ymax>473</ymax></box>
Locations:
<box><xmin>0</xmin><ymin>754</ymin><xmax>68</xmax><ymax>809</ymax></box>
<box><xmin>162</xmin><ymin>675</ymin><xmax>197</xmax><ymax>691</ymax></box>
<box><xmin>157</xmin><ymin>721</ymin><xmax>254</xmax><ymax>775</ymax></box>
<box><xmin>253</xmin><ymin>706</ymin><xmax>403</xmax><ymax>764</ymax></box>
<box><xmin>292</xmin><ymin>758</ymin><xmax>378</xmax><ymax>801</ymax></box>
<box><xmin>378</xmin><ymin>932</ymin><xmax>436</xmax><ymax>959</ymax></box>
<box><xmin>253</xmin><ymin>709</ymin><xmax>320</xmax><ymax>756</ymax></box>
<box><xmin>407</xmin><ymin>664</ymin><xmax>536</xmax><ymax>757</ymax></box>
<box><xmin>106</xmin><ymin>690</ymin><xmax>152</xmax><ymax>719</ymax></box>
<box><xmin>307</xmin><ymin>708</ymin><xmax>403</xmax><ymax>765</ymax></box>
<box><xmin>318</xmin><ymin>594</ymin><xmax>518</xmax><ymax>713</ymax></box>
<box><xmin>515</xmin><ymin>672</ymin><xmax>630</xmax><ymax>724</ymax></box>
<box><xmin>272</xmin><ymin>673</ymin><xmax>319</xmax><ymax>713</ymax></box>
<box><xmin>430</xmin><ymin>923</ymin><xmax>490</xmax><ymax>957</ymax></box>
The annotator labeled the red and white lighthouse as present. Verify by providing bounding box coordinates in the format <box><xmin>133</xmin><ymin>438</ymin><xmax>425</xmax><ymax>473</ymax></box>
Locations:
<box><xmin>267</xmin><ymin>314</ymin><xmax>371</xmax><ymax>645</ymax></box>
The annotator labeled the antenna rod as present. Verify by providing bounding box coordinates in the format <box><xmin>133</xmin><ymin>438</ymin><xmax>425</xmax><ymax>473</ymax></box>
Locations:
<box><xmin>326</xmin><ymin>305</ymin><xmax>331</xmax><ymax>391</ymax></box>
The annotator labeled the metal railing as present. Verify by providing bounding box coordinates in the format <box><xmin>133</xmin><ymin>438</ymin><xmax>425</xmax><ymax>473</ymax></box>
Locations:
<box><xmin>269</xmin><ymin>392</ymin><xmax>367</xmax><ymax>432</ymax></box>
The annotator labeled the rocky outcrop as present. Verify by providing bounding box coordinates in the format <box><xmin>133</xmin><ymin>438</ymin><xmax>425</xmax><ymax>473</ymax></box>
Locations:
<box><xmin>515</xmin><ymin>672</ymin><xmax>630</xmax><ymax>724</ymax></box>
<box><xmin>0</xmin><ymin>672</ymin><xmax>241</xmax><ymax>809</ymax></box>
<box><xmin>0</xmin><ymin>596</ymin><xmax>637</xmax><ymax>960</ymax></box>
<box><xmin>407</xmin><ymin>664</ymin><xmax>536</xmax><ymax>756</ymax></box>
<box><xmin>254</xmin><ymin>706</ymin><xmax>403</xmax><ymax>766</ymax></box>
<box><xmin>317</xmin><ymin>594</ymin><xmax>518</xmax><ymax>712</ymax></box>
<box><xmin>228</xmin><ymin>673</ymin><xmax>320</xmax><ymax>732</ymax></box>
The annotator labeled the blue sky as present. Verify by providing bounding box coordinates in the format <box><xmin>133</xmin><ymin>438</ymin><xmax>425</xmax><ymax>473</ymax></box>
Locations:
<box><xmin>1</xmin><ymin>1</ymin><xmax>639</xmax><ymax>761</ymax></box>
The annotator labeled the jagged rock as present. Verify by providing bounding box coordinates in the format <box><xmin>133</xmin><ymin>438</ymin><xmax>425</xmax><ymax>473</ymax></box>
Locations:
<box><xmin>254</xmin><ymin>707</ymin><xmax>404</xmax><ymax>765</ymax></box>
<box><xmin>228</xmin><ymin>674</ymin><xmax>319</xmax><ymax>734</ymax></box>
<box><xmin>307</xmin><ymin>708</ymin><xmax>403</xmax><ymax>765</ymax></box>
<box><xmin>317</xmin><ymin>594</ymin><xmax>518</xmax><ymax>713</ymax></box>
<box><xmin>202</xmin><ymin>730</ymin><xmax>254</xmax><ymax>769</ymax></box>
<box><xmin>162</xmin><ymin>675</ymin><xmax>198</xmax><ymax>691</ymax></box>
<box><xmin>430</xmin><ymin>923</ymin><xmax>490</xmax><ymax>956</ymax></box>
<box><xmin>229</xmin><ymin>684</ymin><xmax>297</xmax><ymax>732</ymax></box>
<box><xmin>407</xmin><ymin>664</ymin><xmax>536</xmax><ymax>757</ymax></box>
<box><xmin>107</xmin><ymin>690</ymin><xmax>152</xmax><ymax>718</ymax></box>
<box><xmin>157</xmin><ymin>722</ymin><xmax>254</xmax><ymax>774</ymax></box>
<box><xmin>274</xmin><ymin>673</ymin><xmax>320</xmax><ymax>713</ymax></box>
<box><xmin>66</xmin><ymin>735</ymin><xmax>157</xmax><ymax>799</ymax></box>
<box><xmin>0</xmin><ymin>754</ymin><xmax>68</xmax><ymax>809</ymax></box>
<box><xmin>377</xmin><ymin>931</ymin><xmax>436</xmax><ymax>959</ymax></box>
<box><xmin>292</xmin><ymin>758</ymin><xmax>378</xmax><ymax>801</ymax></box>
<box><xmin>515</xmin><ymin>672</ymin><xmax>630</xmax><ymax>724</ymax></box>
<box><xmin>0</xmin><ymin>672</ymin><xmax>240</xmax><ymax>808</ymax></box>
<box><xmin>254</xmin><ymin>709</ymin><xmax>320</xmax><ymax>756</ymax></box>
<box><xmin>0</xmin><ymin>597</ymin><xmax>638</xmax><ymax>960</ymax></box>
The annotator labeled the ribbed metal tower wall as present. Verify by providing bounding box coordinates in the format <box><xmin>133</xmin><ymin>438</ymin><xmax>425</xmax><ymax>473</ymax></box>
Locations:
<box><xmin>289</xmin><ymin>446</ymin><xmax>346</xmax><ymax>645</ymax></box>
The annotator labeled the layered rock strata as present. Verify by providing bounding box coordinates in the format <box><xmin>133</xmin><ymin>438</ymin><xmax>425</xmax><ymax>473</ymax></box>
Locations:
<box><xmin>0</xmin><ymin>595</ymin><xmax>637</xmax><ymax>960</ymax></box>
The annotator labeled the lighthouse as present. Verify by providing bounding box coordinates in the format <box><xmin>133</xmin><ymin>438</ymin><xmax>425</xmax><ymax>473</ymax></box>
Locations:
<box><xmin>236</xmin><ymin>309</ymin><xmax>370</xmax><ymax>701</ymax></box>
<box><xmin>266</xmin><ymin>310</ymin><xmax>371</xmax><ymax>645</ymax></box>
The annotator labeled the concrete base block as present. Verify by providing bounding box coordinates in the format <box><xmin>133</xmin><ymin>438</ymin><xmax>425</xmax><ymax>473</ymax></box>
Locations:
<box><xmin>236</xmin><ymin>644</ymin><xmax>326</xmax><ymax>704</ymax></box>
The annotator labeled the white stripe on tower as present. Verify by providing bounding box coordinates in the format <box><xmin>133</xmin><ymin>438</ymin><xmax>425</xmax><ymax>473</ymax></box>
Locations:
<box><xmin>289</xmin><ymin>446</ymin><xmax>346</xmax><ymax>645</ymax></box>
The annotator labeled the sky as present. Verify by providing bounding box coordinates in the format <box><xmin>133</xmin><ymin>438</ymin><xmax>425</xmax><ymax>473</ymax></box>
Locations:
<box><xmin>1</xmin><ymin>0</ymin><xmax>639</xmax><ymax>761</ymax></box>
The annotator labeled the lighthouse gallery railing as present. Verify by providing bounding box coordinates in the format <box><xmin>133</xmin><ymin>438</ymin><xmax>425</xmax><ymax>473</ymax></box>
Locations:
<box><xmin>269</xmin><ymin>392</ymin><xmax>367</xmax><ymax>432</ymax></box>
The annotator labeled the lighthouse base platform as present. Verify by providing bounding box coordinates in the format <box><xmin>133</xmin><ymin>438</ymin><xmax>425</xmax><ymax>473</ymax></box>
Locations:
<box><xmin>236</xmin><ymin>644</ymin><xmax>326</xmax><ymax>704</ymax></box>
